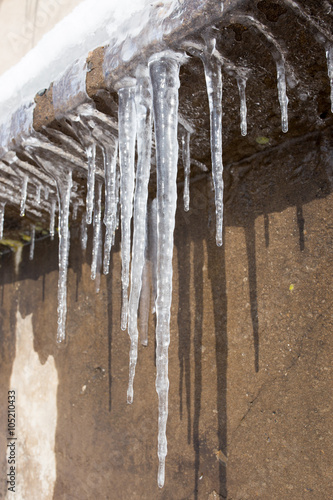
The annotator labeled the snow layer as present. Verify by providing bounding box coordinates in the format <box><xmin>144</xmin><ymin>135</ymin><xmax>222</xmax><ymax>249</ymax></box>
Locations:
<box><xmin>0</xmin><ymin>0</ymin><xmax>180</xmax><ymax>121</ymax></box>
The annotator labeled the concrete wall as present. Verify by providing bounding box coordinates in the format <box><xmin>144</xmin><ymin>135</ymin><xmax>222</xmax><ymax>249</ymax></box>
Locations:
<box><xmin>0</xmin><ymin>0</ymin><xmax>82</xmax><ymax>76</ymax></box>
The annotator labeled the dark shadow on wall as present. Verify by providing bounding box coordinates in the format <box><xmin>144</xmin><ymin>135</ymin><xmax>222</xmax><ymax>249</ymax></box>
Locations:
<box><xmin>0</xmin><ymin>252</ymin><xmax>17</xmax><ymax>500</ymax></box>
<box><xmin>176</xmin><ymin>221</ymin><xmax>192</xmax><ymax>446</ymax></box>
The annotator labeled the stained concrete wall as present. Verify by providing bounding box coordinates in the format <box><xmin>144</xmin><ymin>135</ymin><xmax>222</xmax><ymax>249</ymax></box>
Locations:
<box><xmin>0</xmin><ymin>130</ymin><xmax>332</xmax><ymax>499</ymax></box>
<box><xmin>0</xmin><ymin>0</ymin><xmax>83</xmax><ymax>76</ymax></box>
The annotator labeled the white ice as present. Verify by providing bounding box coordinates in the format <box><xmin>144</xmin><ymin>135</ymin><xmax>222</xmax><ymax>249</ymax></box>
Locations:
<box><xmin>237</xmin><ymin>77</ymin><xmax>248</xmax><ymax>136</ymax></box>
<box><xmin>0</xmin><ymin>202</ymin><xmax>5</xmax><ymax>240</ymax></box>
<box><xmin>149</xmin><ymin>51</ymin><xmax>182</xmax><ymax>488</ymax></box>
<box><xmin>103</xmin><ymin>142</ymin><xmax>118</xmax><ymax>275</ymax></box>
<box><xmin>29</xmin><ymin>225</ymin><xmax>35</xmax><ymax>261</ymax></box>
<box><xmin>118</xmin><ymin>83</ymin><xmax>137</xmax><ymax>331</ymax></box>
<box><xmin>127</xmin><ymin>70</ymin><xmax>152</xmax><ymax>404</ymax></box>
<box><xmin>20</xmin><ymin>175</ymin><xmax>28</xmax><ymax>217</ymax></box>
<box><xmin>203</xmin><ymin>51</ymin><xmax>224</xmax><ymax>246</ymax></box>
<box><xmin>57</xmin><ymin>170</ymin><xmax>73</xmax><ymax>345</ymax></box>
<box><xmin>91</xmin><ymin>180</ymin><xmax>102</xmax><ymax>284</ymax></box>
<box><xmin>181</xmin><ymin>131</ymin><xmax>191</xmax><ymax>212</ymax></box>
<box><xmin>86</xmin><ymin>143</ymin><xmax>96</xmax><ymax>225</ymax></box>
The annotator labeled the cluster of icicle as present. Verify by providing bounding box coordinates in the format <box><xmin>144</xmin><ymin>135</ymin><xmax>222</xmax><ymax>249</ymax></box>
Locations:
<box><xmin>0</xmin><ymin>6</ymin><xmax>332</xmax><ymax>487</ymax></box>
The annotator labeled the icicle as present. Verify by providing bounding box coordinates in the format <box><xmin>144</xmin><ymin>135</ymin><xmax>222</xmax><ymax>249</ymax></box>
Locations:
<box><xmin>44</xmin><ymin>185</ymin><xmax>50</xmax><ymax>201</ymax></box>
<box><xmin>237</xmin><ymin>77</ymin><xmax>248</xmax><ymax>136</ymax></box>
<box><xmin>118</xmin><ymin>82</ymin><xmax>137</xmax><ymax>331</ymax></box>
<box><xmin>80</xmin><ymin>215</ymin><xmax>88</xmax><ymax>251</ymax></box>
<box><xmin>115</xmin><ymin>165</ymin><xmax>121</xmax><ymax>233</ymax></box>
<box><xmin>72</xmin><ymin>201</ymin><xmax>79</xmax><ymax>220</ymax></box>
<box><xmin>36</xmin><ymin>184</ymin><xmax>41</xmax><ymax>205</ymax></box>
<box><xmin>203</xmin><ymin>52</ymin><xmax>224</xmax><ymax>246</ymax></box>
<box><xmin>29</xmin><ymin>225</ymin><xmax>35</xmax><ymax>261</ymax></box>
<box><xmin>181</xmin><ymin>130</ymin><xmax>191</xmax><ymax>211</ymax></box>
<box><xmin>57</xmin><ymin>170</ymin><xmax>73</xmax><ymax>345</ymax></box>
<box><xmin>20</xmin><ymin>175</ymin><xmax>28</xmax><ymax>217</ymax></box>
<box><xmin>91</xmin><ymin>180</ymin><xmax>102</xmax><ymax>283</ymax></box>
<box><xmin>149</xmin><ymin>51</ymin><xmax>182</xmax><ymax>489</ymax></box>
<box><xmin>86</xmin><ymin>142</ymin><xmax>96</xmax><ymax>225</ymax></box>
<box><xmin>0</xmin><ymin>202</ymin><xmax>5</xmax><ymax>240</ymax></box>
<box><xmin>139</xmin><ymin>258</ymin><xmax>150</xmax><ymax>347</ymax></box>
<box><xmin>149</xmin><ymin>198</ymin><xmax>158</xmax><ymax>315</ymax></box>
<box><xmin>127</xmin><ymin>69</ymin><xmax>152</xmax><ymax>404</ymax></box>
<box><xmin>139</xmin><ymin>209</ymin><xmax>151</xmax><ymax>347</ymax></box>
<box><xmin>50</xmin><ymin>198</ymin><xmax>56</xmax><ymax>241</ymax></box>
<box><xmin>103</xmin><ymin>142</ymin><xmax>118</xmax><ymax>275</ymax></box>
<box><xmin>326</xmin><ymin>44</ymin><xmax>333</xmax><ymax>113</ymax></box>
<box><xmin>275</xmin><ymin>58</ymin><xmax>289</xmax><ymax>133</ymax></box>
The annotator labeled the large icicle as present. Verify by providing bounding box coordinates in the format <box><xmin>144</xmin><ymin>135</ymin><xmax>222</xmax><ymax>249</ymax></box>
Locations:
<box><xmin>57</xmin><ymin>170</ymin><xmax>73</xmax><ymax>345</ymax></box>
<box><xmin>203</xmin><ymin>52</ymin><xmax>224</xmax><ymax>246</ymax></box>
<box><xmin>91</xmin><ymin>180</ymin><xmax>102</xmax><ymax>283</ymax></box>
<box><xmin>181</xmin><ymin>130</ymin><xmax>191</xmax><ymax>212</ymax></box>
<box><xmin>29</xmin><ymin>225</ymin><xmax>35</xmax><ymax>261</ymax></box>
<box><xmin>326</xmin><ymin>44</ymin><xmax>333</xmax><ymax>113</ymax></box>
<box><xmin>86</xmin><ymin>142</ymin><xmax>96</xmax><ymax>225</ymax></box>
<box><xmin>127</xmin><ymin>68</ymin><xmax>152</xmax><ymax>404</ymax></box>
<box><xmin>20</xmin><ymin>175</ymin><xmax>28</xmax><ymax>217</ymax></box>
<box><xmin>149</xmin><ymin>51</ymin><xmax>182</xmax><ymax>489</ymax></box>
<box><xmin>118</xmin><ymin>81</ymin><xmax>137</xmax><ymax>331</ymax></box>
<box><xmin>103</xmin><ymin>142</ymin><xmax>118</xmax><ymax>275</ymax></box>
<box><xmin>237</xmin><ymin>77</ymin><xmax>248</xmax><ymax>136</ymax></box>
<box><xmin>0</xmin><ymin>202</ymin><xmax>5</xmax><ymax>239</ymax></box>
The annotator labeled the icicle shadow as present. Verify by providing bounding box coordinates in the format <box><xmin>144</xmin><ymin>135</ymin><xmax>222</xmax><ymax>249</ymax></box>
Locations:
<box><xmin>244</xmin><ymin>217</ymin><xmax>259</xmax><ymax>373</ymax></box>
<box><xmin>175</xmin><ymin>222</ymin><xmax>192</xmax><ymax>445</ymax></box>
<box><xmin>296</xmin><ymin>203</ymin><xmax>305</xmax><ymax>252</ymax></box>
<box><xmin>207</xmin><ymin>226</ymin><xmax>228</xmax><ymax>499</ymax></box>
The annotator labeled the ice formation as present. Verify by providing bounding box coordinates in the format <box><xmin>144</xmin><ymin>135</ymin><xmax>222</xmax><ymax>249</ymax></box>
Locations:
<box><xmin>29</xmin><ymin>225</ymin><xmax>35</xmax><ymax>261</ymax></box>
<box><xmin>237</xmin><ymin>77</ymin><xmax>247</xmax><ymax>137</ymax></box>
<box><xmin>127</xmin><ymin>69</ymin><xmax>152</xmax><ymax>404</ymax></box>
<box><xmin>103</xmin><ymin>142</ymin><xmax>118</xmax><ymax>275</ymax></box>
<box><xmin>0</xmin><ymin>202</ymin><xmax>5</xmax><ymax>240</ymax></box>
<box><xmin>181</xmin><ymin>131</ymin><xmax>191</xmax><ymax>211</ymax></box>
<box><xmin>86</xmin><ymin>143</ymin><xmax>96</xmax><ymax>225</ymax></box>
<box><xmin>149</xmin><ymin>51</ymin><xmax>182</xmax><ymax>488</ymax></box>
<box><xmin>203</xmin><ymin>51</ymin><xmax>224</xmax><ymax>246</ymax></box>
<box><xmin>91</xmin><ymin>180</ymin><xmax>102</xmax><ymax>284</ymax></box>
<box><xmin>118</xmin><ymin>83</ymin><xmax>137</xmax><ymax>331</ymax></box>
<box><xmin>327</xmin><ymin>44</ymin><xmax>333</xmax><ymax>113</ymax></box>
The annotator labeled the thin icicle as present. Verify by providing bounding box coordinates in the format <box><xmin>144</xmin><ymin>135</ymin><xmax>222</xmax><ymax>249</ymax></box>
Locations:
<box><xmin>326</xmin><ymin>44</ymin><xmax>333</xmax><ymax>113</ymax></box>
<box><xmin>181</xmin><ymin>131</ymin><xmax>191</xmax><ymax>212</ymax></box>
<box><xmin>91</xmin><ymin>180</ymin><xmax>102</xmax><ymax>283</ymax></box>
<box><xmin>86</xmin><ymin>142</ymin><xmax>96</xmax><ymax>225</ymax></box>
<box><xmin>203</xmin><ymin>52</ymin><xmax>224</xmax><ymax>246</ymax></box>
<box><xmin>127</xmin><ymin>69</ymin><xmax>152</xmax><ymax>404</ymax></box>
<box><xmin>29</xmin><ymin>225</ymin><xmax>35</xmax><ymax>261</ymax></box>
<box><xmin>20</xmin><ymin>175</ymin><xmax>28</xmax><ymax>217</ymax></box>
<box><xmin>50</xmin><ymin>198</ymin><xmax>56</xmax><ymax>241</ymax></box>
<box><xmin>103</xmin><ymin>142</ymin><xmax>118</xmax><ymax>275</ymax></box>
<box><xmin>36</xmin><ymin>184</ymin><xmax>41</xmax><ymax>205</ymax></box>
<box><xmin>275</xmin><ymin>58</ymin><xmax>289</xmax><ymax>133</ymax></box>
<box><xmin>149</xmin><ymin>51</ymin><xmax>182</xmax><ymax>489</ymax></box>
<box><xmin>44</xmin><ymin>185</ymin><xmax>50</xmax><ymax>201</ymax></box>
<box><xmin>72</xmin><ymin>201</ymin><xmax>79</xmax><ymax>220</ymax></box>
<box><xmin>80</xmin><ymin>214</ymin><xmax>88</xmax><ymax>251</ymax></box>
<box><xmin>118</xmin><ymin>83</ymin><xmax>137</xmax><ymax>331</ymax></box>
<box><xmin>237</xmin><ymin>77</ymin><xmax>248</xmax><ymax>136</ymax></box>
<box><xmin>0</xmin><ymin>202</ymin><xmax>5</xmax><ymax>239</ymax></box>
<box><xmin>57</xmin><ymin>170</ymin><xmax>73</xmax><ymax>345</ymax></box>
